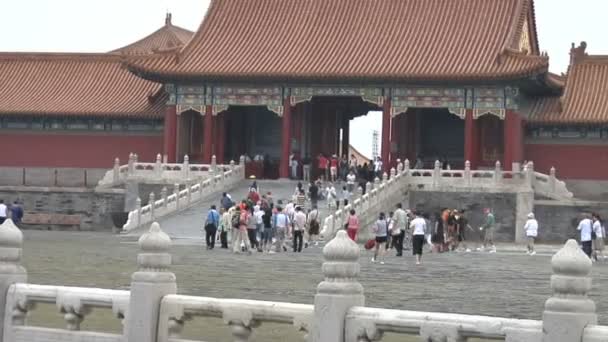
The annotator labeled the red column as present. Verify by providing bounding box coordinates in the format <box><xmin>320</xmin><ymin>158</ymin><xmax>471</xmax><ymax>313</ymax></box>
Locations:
<box><xmin>503</xmin><ymin>110</ymin><xmax>523</xmax><ymax>171</ymax></box>
<box><xmin>163</xmin><ymin>105</ymin><xmax>177</xmax><ymax>163</ymax></box>
<box><xmin>203</xmin><ymin>105</ymin><xmax>214</xmax><ymax>163</ymax></box>
<box><xmin>293</xmin><ymin>106</ymin><xmax>303</xmax><ymax>154</ymax></box>
<box><xmin>464</xmin><ymin>109</ymin><xmax>479</xmax><ymax>169</ymax></box>
<box><xmin>381</xmin><ymin>96</ymin><xmax>391</xmax><ymax>170</ymax></box>
<box><xmin>280</xmin><ymin>98</ymin><xmax>292</xmax><ymax>178</ymax></box>
<box><xmin>390</xmin><ymin>113</ymin><xmax>399</xmax><ymax>167</ymax></box>
<box><xmin>216</xmin><ymin>113</ymin><xmax>225</xmax><ymax>164</ymax></box>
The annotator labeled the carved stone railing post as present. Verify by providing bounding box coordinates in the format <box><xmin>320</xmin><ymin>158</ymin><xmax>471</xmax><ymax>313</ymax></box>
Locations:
<box><xmin>174</xmin><ymin>184</ymin><xmax>180</xmax><ymax>210</ymax></box>
<box><xmin>155</xmin><ymin>153</ymin><xmax>162</xmax><ymax>178</ymax></box>
<box><xmin>432</xmin><ymin>160</ymin><xmax>441</xmax><ymax>187</ymax></box>
<box><xmin>149</xmin><ymin>192</ymin><xmax>156</xmax><ymax>220</ymax></box>
<box><xmin>240</xmin><ymin>155</ymin><xmax>246</xmax><ymax>166</ymax></box>
<box><xmin>211</xmin><ymin>155</ymin><xmax>217</xmax><ymax>174</ymax></box>
<box><xmin>524</xmin><ymin>163</ymin><xmax>533</xmax><ymax>189</ymax></box>
<box><xmin>494</xmin><ymin>161</ymin><xmax>502</xmax><ymax>185</ymax></box>
<box><xmin>0</xmin><ymin>219</ymin><xmax>27</xmax><ymax>339</ymax></box>
<box><xmin>133</xmin><ymin>153</ymin><xmax>139</xmax><ymax>163</ymax></box>
<box><xmin>549</xmin><ymin>166</ymin><xmax>557</xmax><ymax>194</ymax></box>
<box><xmin>128</xmin><ymin>153</ymin><xmax>135</xmax><ymax>175</ymax></box>
<box><xmin>183</xmin><ymin>155</ymin><xmax>190</xmax><ymax>179</ymax></box>
<box><xmin>464</xmin><ymin>160</ymin><xmax>471</xmax><ymax>187</ymax></box>
<box><xmin>390</xmin><ymin>168</ymin><xmax>396</xmax><ymax>180</ymax></box>
<box><xmin>126</xmin><ymin>222</ymin><xmax>177</xmax><ymax>342</ymax></box>
<box><xmin>161</xmin><ymin>187</ymin><xmax>168</xmax><ymax>208</ymax></box>
<box><xmin>136</xmin><ymin>197</ymin><xmax>142</xmax><ymax>227</ymax></box>
<box><xmin>113</xmin><ymin>157</ymin><xmax>120</xmax><ymax>183</ymax></box>
<box><xmin>404</xmin><ymin>159</ymin><xmax>410</xmax><ymax>173</ymax></box>
<box><xmin>163</xmin><ymin>154</ymin><xmax>168</xmax><ymax>164</ymax></box>
<box><xmin>311</xmin><ymin>230</ymin><xmax>364</xmax><ymax>342</ymax></box>
<box><xmin>397</xmin><ymin>162</ymin><xmax>403</xmax><ymax>174</ymax></box>
<box><xmin>542</xmin><ymin>239</ymin><xmax>596</xmax><ymax>342</ymax></box>
<box><xmin>230</xmin><ymin>160</ymin><xmax>236</xmax><ymax>172</ymax></box>
<box><xmin>420</xmin><ymin>323</ymin><xmax>465</xmax><ymax>342</ymax></box>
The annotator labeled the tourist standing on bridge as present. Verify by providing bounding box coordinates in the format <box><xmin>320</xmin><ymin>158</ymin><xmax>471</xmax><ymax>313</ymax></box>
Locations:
<box><xmin>234</xmin><ymin>206</ymin><xmax>252</xmax><ymax>254</ymax></box>
<box><xmin>392</xmin><ymin>203</ymin><xmax>407</xmax><ymax>257</ymax></box>
<box><xmin>273</xmin><ymin>206</ymin><xmax>290</xmax><ymax>253</ymax></box>
<box><xmin>480</xmin><ymin>208</ymin><xmax>496</xmax><ymax>253</ymax></box>
<box><xmin>577</xmin><ymin>214</ymin><xmax>593</xmax><ymax>258</ymax></box>
<box><xmin>204</xmin><ymin>205</ymin><xmax>220</xmax><ymax>250</ymax></box>
<box><xmin>346</xmin><ymin>209</ymin><xmax>360</xmax><ymax>241</ymax></box>
<box><xmin>371</xmin><ymin>212</ymin><xmax>388</xmax><ymax>264</ymax></box>
<box><xmin>410</xmin><ymin>211</ymin><xmax>427</xmax><ymax>265</ymax></box>
<box><xmin>293</xmin><ymin>206</ymin><xmax>307</xmax><ymax>252</ymax></box>
<box><xmin>592</xmin><ymin>213</ymin><xmax>605</xmax><ymax>261</ymax></box>
<box><xmin>524</xmin><ymin>212</ymin><xmax>538</xmax><ymax>255</ymax></box>
<box><xmin>218</xmin><ymin>208</ymin><xmax>231</xmax><ymax>249</ymax></box>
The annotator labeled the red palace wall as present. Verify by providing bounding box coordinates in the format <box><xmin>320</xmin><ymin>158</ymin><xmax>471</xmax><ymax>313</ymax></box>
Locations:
<box><xmin>525</xmin><ymin>143</ymin><xmax>608</xmax><ymax>180</ymax></box>
<box><xmin>0</xmin><ymin>132</ymin><xmax>163</xmax><ymax>168</ymax></box>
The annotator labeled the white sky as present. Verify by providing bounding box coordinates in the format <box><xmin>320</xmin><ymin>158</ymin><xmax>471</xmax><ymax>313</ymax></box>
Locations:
<box><xmin>2</xmin><ymin>0</ymin><xmax>607</xmax><ymax>158</ymax></box>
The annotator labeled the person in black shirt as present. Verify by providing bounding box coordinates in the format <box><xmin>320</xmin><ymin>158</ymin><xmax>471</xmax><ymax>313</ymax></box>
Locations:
<box><xmin>308</xmin><ymin>181</ymin><xmax>319</xmax><ymax>208</ymax></box>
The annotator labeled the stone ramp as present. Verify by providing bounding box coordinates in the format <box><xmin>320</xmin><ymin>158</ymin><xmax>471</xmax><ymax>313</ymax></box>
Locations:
<box><xmin>130</xmin><ymin>179</ymin><xmax>331</xmax><ymax>239</ymax></box>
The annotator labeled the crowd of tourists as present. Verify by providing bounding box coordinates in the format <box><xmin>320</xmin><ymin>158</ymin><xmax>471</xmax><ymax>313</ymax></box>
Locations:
<box><xmin>289</xmin><ymin>153</ymin><xmax>385</xmax><ymax>185</ymax></box>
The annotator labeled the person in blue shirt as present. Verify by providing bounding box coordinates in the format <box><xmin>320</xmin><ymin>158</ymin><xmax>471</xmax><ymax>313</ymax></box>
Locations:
<box><xmin>204</xmin><ymin>205</ymin><xmax>220</xmax><ymax>250</ymax></box>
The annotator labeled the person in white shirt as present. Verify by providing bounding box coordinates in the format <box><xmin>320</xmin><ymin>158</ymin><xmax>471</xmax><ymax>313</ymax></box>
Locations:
<box><xmin>254</xmin><ymin>205</ymin><xmax>265</xmax><ymax>251</ymax></box>
<box><xmin>410</xmin><ymin>211</ymin><xmax>427</xmax><ymax>265</ymax></box>
<box><xmin>0</xmin><ymin>200</ymin><xmax>7</xmax><ymax>225</ymax></box>
<box><xmin>592</xmin><ymin>213</ymin><xmax>605</xmax><ymax>261</ymax></box>
<box><xmin>292</xmin><ymin>206</ymin><xmax>307</xmax><ymax>252</ymax></box>
<box><xmin>374</xmin><ymin>157</ymin><xmax>383</xmax><ymax>178</ymax></box>
<box><xmin>524</xmin><ymin>212</ymin><xmax>539</xmax><ymax>255</ymax></box>
<box><xmin>273</xmin><ymin>207</ymin><xmax>290</xmax><ymax>253</ymax></box>
<box><xmin>325</xmin><ymin>184</ymin><xmax>337</xmax><ymax>210</ymax></box>
<box><xmin>392</xmin><ymin>203</ymin><xmax>408</xmax><ymax>257</ymax></box>
<box><xmin>577</xmin><ymin>214</ymin><xmax>594</xmax><ymax>258</ymax></box>
<box><xmin>346</xmin><ymin>171</ymin><xmax>357</xmax><ymax>193</ymax></box>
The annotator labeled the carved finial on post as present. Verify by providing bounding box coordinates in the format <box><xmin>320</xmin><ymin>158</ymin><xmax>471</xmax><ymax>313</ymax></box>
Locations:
<box><xmin>127</xmin><ymin>222</ymin><xmax>177</xmax><ymax>342</ymax></box>
<box><xmin>542</xmin><ymin>239</ymin><xmax>596</xmax><ymax>342</ymax></box>
<box><xmin>389</xmin><ymin>168</ymin><xmax>396</xmax><ymax>179</ymax></box>
<box><xmin>434</xmin><ymin>160</ymin><xmax>441</xmax><ymax>170</ymax></box>
<box><xmin>404</xmin><ymin>159</ymin><xmax>410</xmax><ymax>172</ymax></box>
<box><xmin>136</xmin><ymin>197</ymin><xmax>142</xmax><ymax>227</ymax></box>
<box><xmin>173</xmin><ymin>184</ymin><xmax>180</xmax><ymax>210</ymax></box>
<box><xmin>312</xmin><ymin>231</ymin><xmax>364</xmax><ymax>342</ymax></box>
<box><xmin>365</xmin><ymin>181</ymin><xmax>372</xmax><ymax>193</ymax></box>
<box><xmin>397</xmin><ymin>161</ymin><xmax>403</xmax><ymax>173</ymax></box>
<box><xmin>495</xmin><ymin>160</ymin><xmax>501</xmax><ymax>172</ymax></box>
<box><xmin>464</xmin><ymin>160</ymin><xmax>472</xmax><ymax>186</ymax></box>
<box><xmin>160</xmin><ymin>187</ymin><xmax>168</xmax><ymax>208</ymax></box>
<box><xmin>465</xmin><ymin>160</ymin><xmax>471</xmax><ymax>171</ymax></box>
<box><xmin>0</xmin><ymin>219</ymin><xmax>27</xmax><ymax>338</ymax></box>
<box><xmin>382</xmin><ymin>172</ymin><xmax>388</xmax><ymax>182</ymax></box>
<box><xmin>357</xmin><ymin>186</ymin><xmax>363</xmax><ymax>198</ymax></box>
<box><xmin>163</xmin><ymin>154</ymin><xmax>168</xmax><ymax>164</ymax></box>
<box><xmin>230</xmin><ymin>160</ymin><xmax>235</xmax><ymax>171</ymax></box>
<box><xmin>239</xmin><ymin>155</ymin><xmax>246</xmax><ymax>165</ymax></box>
<box><xmin>155</xmin><ymin>154</ymin><xmax>162</xmax><ymax>177</ymax></box>
<box><xmin>494</xmin><ymin>161</ymin><xmax>502</xmax><ymax>184</ymax></box>
<box><xmin>133</xmin><ymin>153</ymin><xmax>138</xmax><ymax>163</ymax></box>
<box><xmin>373</xmin><ymin>177</ymin><xmax>380</xmax><ymax>188</ymax></box>
<box><xmin>128</xmin><ymin>153</ymin><xmax>135</xmax><ymax>174</ymax></box>
<box><xmin>183</xmin><ymin>155</ymin><xmax>190</xmax><ymax>179</ymax></box>
<box><xmin>433</xmin><ymin>160</ymin><xmax>441</xmax><ymax>186</ymax></box>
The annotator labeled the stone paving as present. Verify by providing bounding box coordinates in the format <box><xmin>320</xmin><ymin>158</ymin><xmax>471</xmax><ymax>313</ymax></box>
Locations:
<box><xmin>143</xmin><ymin>179</ymin><xmax>335</xmax><ymax>239</ymax></box>
<box><xmin>22</xmin><ymin>231</ymin><xmax>608</xmax><ymax>329</ymax></box>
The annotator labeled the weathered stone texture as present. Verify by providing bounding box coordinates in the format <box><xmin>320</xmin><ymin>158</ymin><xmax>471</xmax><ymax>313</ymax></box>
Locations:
<box><xmin>535</xmin><ymin>200</ymin><xmax>608</xmax><ymax>243</ymax></box>
<box><xmin>0</xmin><ymin>187</ymin><xmax>124</xmax><ymax>231</ymax></box>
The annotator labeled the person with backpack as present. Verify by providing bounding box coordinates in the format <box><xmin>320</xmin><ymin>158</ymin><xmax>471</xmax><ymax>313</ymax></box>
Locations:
<box><xmin>234</xmin><ymin>205</ymin><xmax>252</xmax><ymax>254</ymax></box>
<box><xmin>307</xmin><ymin>206</ymin><xmax>320</xmax><ymax>247</ymax></box>
<box><xmin>204</xmin><ymin>205</ymin><xmax>220</xmax><ymax>250</ymax></box>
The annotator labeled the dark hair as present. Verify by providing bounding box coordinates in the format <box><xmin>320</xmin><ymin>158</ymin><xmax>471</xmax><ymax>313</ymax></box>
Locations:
<box><xmin>350</xmin><ymin>209</ymin><xmax>355</xmax><ymax>215</ymax></box>
<box><xmin>396</xmin><ymin>203</ymin><xmax>402</xmax><ymax>209</ymax></box>
<box><xmin>379</xmin><ymin>212</ymin><xmax>385</xmax><ymax>220</ymax></box>
<box><xmin>223</xmin><ymin>192</ymin><xmax>227</xmax><ymax>196</ymax></box>
<box><xmin>211</xmin><ymin>205</ymin><xmax>216</xmax><ymax>210</ymax></box>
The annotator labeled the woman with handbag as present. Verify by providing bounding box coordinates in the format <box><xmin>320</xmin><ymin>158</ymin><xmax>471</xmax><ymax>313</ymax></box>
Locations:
<box><xmin>346</xmin><ymin>209</ymin><xmax>359</xmax><ymax>241</ymax></box>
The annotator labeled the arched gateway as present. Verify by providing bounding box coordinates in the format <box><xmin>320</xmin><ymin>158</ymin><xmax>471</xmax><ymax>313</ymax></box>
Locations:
<box><xmin>126</xmin><ymin>0</ymin><xmax>553</xmax><ymax>178</ymax></box>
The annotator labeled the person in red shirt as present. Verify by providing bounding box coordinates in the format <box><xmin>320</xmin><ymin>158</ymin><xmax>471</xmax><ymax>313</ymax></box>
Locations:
<box><xmin>317</xmin><ymin>154</ymin><xmax>328</xmax><ymax>181</ymax></box>
<box><xmin>330</xmin><ymin>155</ymin><xmax>339</xmax><ymax>182</ymax></box>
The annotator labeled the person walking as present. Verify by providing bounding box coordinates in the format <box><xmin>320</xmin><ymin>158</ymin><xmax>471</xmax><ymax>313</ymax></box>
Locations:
<box><xmin>342</xmin><ymin>186</ymin><xmax>351</xmax><ymax>207</ymax></box>
<box><xmin>346</xmin><ymin>170</ymin><xmax>357</xmax><ymax>193</ymax></box>
<box><xmin>371</xmin><ymin>212</ymin><xmax>389</xmax><ymax>264</ymax></box>
<box><xmin>307</xmin><ymin>206</ymin><xmax>320</xmax><ymax>246</ymax></box>
<box><xmin>218</xmin><ymin>207</ymin><xmax>231</xmax><ymax>249</ymax></box>
<box><xmin>204</xmin><ymin>205</ymin><xmax>220</xmax><ymax>250</ymax></box>
<box><xmin>292</xmin><ymin>206</ymin><xmax>307</xmax><ymax>252</ymax></box>
<box><xmin>317</xmin><ymin>154</ymin><xmax>328</xmax><ymax>181</ymax></box>
<box><xmin>246</xmin><ymin>206</ymin><xmax>259</xmax><ymax>251</ymax></box>
<box><xmin>345</xmin><ymin>209</ymin><xmax>359</xmax><ymax>241</ymax></box>
<box><xmin>330</xmin><ymin>155</ymin><xmax>339</xmax><ymax>183</ymax></box>
<box><xmin>410</xmin><ymin>211</ymin><xmax>427</xmax><ymax>265</ymax></box>
<box><xmin>261</xmin><ymin>205</ymin><xmax>274</xmax><ymax>253</ymax></box>
<box><xmin>221</xmin><ymin>192</ymin><xmax>234</xmax><ymax>211</ymax></box>
<box><xmin>273</xmin><ymin>206</ymin><xmax>290</xmax><ymax>253</ymax></box>
<box><xmin>577</xmin><ymin>213</ymin><xmax>594</xmax><ymax>258</ymax></box>
<box><xmin>592</xmin><ymin>213</ymin><xmax>605</xmax><ymax>261</ymax></box>
<box><xmin>302</xmin><ymin>155</ymin><xmax>311</xmax><ymax>182</ymax></box>
<box><xmin>480</xmin><ymin>208</ymin><xmax>496</xmax><ymax>253</ymax></box>
<box><xmin>9</xmin><ymin>201</ymin><xmax>23</xmax><ymax>227</ymax></box>
<box><xmin>254</xmin><ymin>205</ymin><xmax>265</xmax><ymax>252</ymax></box>
<box><xmin>234</xmin><ymin>206</ymin><xmax>252</xmax><ymax>254</ymax></box>
<box><xmin>392</xmin><ymin>203</ymin><xmax>407</xmax><ymax>256</ymax></box>
<box><xmin>0</xmin><ymin>200</ymin><xmax>7</xmax><ymax>225</ymax></box>
<box><xmin>308</xmin><ymin>181</ymin><xmax>319</xmax><ymax>209</ymax></box>
<box><xmin>524</xmin><ymin>212</ymin><xmax>538</xmax><ymax>255</ymax></box>
<box><xmin>325</xmin><ymin>183</ymin><xmax>337</xmax><ymax>210</ymax></box>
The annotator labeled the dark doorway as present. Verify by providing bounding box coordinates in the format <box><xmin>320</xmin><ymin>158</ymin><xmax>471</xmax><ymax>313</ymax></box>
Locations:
<box><xmin>417</xmin><ymin>108</ymin><xmax>465</xmax><ymax>168</ymax></box>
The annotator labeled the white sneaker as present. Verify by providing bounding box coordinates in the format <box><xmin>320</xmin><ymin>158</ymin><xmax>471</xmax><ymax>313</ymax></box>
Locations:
<box><xmin>380</xmin><ymin>261</ymin><xmax>385</xmax><ymax>265</ymax></box>
<box><xmin>530</xmin><ymin>251</ymin><xmax>536</xmax><ymax>256</ymax></box>
<box><xmin>489</xmin><ymin>248</ymin><xmax>496</xmax><ymax>254</ymax></box>
<box><xmin>526</xmin><ymin>251</ymin><xmax>530</xmax><ymax>255</ymax></box>
<box><xmin>371</xmin><ymin>258</ymin><xmax>376</xmax><ymax>263</ymax></box>
<box><xmin>465</xmin><ymin>248</ymin><xmax>471</xmax><ymax>253</ymax></box>
<box><xmin>269</xmin><ymin>250</ymin><xmax>276</xmax><ymax>254</ymax></box>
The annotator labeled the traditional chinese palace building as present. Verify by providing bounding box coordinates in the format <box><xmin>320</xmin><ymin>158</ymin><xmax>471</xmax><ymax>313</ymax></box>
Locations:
<box><xmin>1</xmin><ymin>0</ymin><xmax>607</xmax><ymax>182</ymax></box>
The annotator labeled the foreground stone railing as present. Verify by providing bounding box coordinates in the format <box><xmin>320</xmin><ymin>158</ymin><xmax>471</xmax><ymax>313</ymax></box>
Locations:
<box><xmin>0</xmin><ymin>219</ymin><xmax>604</xmax><ymax>342</ymax></box>
<box><xmin>121</xmin><ymin>156</ymin><xmax>245</xmax><ymax>233</ymax></box>
<box><xmin>97</xmin><ymin>153</ymin><xmax>232</xmax><ymax>188</ymax></box>
<box><xmin>320</xmin><ymin>160</ymin><xmax>573</xmax><ymax>241</ymax></box>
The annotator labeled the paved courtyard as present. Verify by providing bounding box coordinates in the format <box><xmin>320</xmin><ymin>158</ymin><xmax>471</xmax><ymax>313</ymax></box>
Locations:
<box><xmin>20</xmin><ymin>230</ymin><xmax>608</xmax><ymax>340</ymax></box>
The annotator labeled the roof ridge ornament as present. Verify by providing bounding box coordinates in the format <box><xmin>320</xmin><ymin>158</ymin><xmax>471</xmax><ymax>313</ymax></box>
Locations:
<box><xmin>570</xmin><ymin>41</ymin><xmax>587</xmax><ymax>65</ymax></box>
<box><xmin>165</xmin><ymin>12</ymin><xmax>172</xmax><ymax>26</ymax></box>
